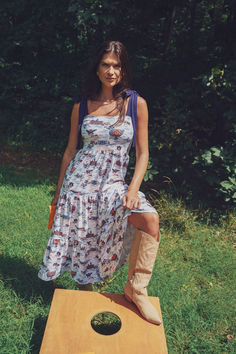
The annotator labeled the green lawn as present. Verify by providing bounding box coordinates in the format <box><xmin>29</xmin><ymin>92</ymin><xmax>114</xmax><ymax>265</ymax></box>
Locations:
<box><xmin>0</xmin><ymin>164</ymin><xmax>235</xmax><ymax>353</ymax></box>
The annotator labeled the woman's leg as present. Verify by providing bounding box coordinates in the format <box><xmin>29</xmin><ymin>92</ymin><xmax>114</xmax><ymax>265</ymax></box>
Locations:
<box><xmin>124</xmin><ymin>212</ymin><xmax>162</xmax><ymax>325</ymax></box>
<box><xmin>128</xmin><ymin>212</ymin><xmax>161</xmax><ymax>242</ymax></box>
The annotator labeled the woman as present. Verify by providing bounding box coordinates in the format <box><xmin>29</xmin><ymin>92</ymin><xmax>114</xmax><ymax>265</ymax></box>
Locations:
<box><xmin>38</xmin><ymin>41</ymin><xmax>162</xmax><ymax>325</ymax></box>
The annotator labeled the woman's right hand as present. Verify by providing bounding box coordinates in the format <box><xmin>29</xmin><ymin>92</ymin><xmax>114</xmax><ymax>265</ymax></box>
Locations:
<box><xmin>51</xmin><ymin>193</ymin><xmax>59</xmax><ymax>206</ymax></box>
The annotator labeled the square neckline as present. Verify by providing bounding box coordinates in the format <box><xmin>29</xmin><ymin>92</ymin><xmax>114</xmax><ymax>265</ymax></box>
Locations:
<box><xmin>85</xmin><ymin>114</ymin><xmax>120</xmax><ymax>118</ymax></box>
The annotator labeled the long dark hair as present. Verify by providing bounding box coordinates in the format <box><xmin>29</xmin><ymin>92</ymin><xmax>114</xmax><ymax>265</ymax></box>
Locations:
<box><xmin>83</xmin><ymin>41</ymin><xmax>131</xmax><ymax>125</ymax></box>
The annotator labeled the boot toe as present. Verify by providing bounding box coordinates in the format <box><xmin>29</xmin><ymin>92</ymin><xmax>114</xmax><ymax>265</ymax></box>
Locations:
<box><xmin>133</xmin><ymin>293</ymin><xmax>162</xmax><ymax>325</ymax></box>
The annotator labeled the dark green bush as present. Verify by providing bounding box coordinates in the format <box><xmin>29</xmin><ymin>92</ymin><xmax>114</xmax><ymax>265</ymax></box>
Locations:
<box><xmin>1</xmin><ymin>0</ymin><xmax>235</xmax><ymax>210</ymax></box>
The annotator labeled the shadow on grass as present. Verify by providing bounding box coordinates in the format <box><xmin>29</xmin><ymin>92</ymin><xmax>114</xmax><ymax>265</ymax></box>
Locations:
<box><xmin>30</xmin><ymin>315</ymin><xmax>48</xmax><ymax>354</ymax></box>
<box><xmin>0</xmin><ymin>255</ymin><xmax>60</xmax><ymax>352</ymax></box>
<box><xmin>0</xmin><ymin>254</ymin><xmax>55</xmax><ymax>303</ymax></box>
<box><xmin>0</xmin><ymin>164</ymin><xmax>56</xmax><ymax>188</ymax></box>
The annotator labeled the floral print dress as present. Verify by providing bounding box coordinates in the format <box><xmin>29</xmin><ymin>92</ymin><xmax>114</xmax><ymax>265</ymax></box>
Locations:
<box><xmin>38</xmin><ymin>113</ymin><xmax>158</xmax><ymax>284</ymax></box>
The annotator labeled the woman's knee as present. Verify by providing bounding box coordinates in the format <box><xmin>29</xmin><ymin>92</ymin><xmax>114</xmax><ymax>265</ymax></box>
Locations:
<box><xmin>143</xmin><ymin>213</ymin><xmax>160</xmax><ymax>241</ymax></box>
<box><xmin>128</xmin><ymin>212</ymin><xmax>160</xmax><ymax>241</ymax></box>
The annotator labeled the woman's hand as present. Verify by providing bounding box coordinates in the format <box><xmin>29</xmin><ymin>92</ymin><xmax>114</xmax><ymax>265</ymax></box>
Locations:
<box><xmin>51</xmin><ymin>193</ymin><xmax>59</xmax><ymax>206</ymax></box>
<box><xmin>122</xmin><ymin>190</ymin><xmax>141</xmax><ymax>210</ymax></box>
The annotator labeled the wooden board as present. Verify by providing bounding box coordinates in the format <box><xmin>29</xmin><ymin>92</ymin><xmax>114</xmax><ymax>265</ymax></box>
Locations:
<box><xmin>39</xmin><ymin>289</ymin><xmax>168</xmax><ymax>354</ymax></box>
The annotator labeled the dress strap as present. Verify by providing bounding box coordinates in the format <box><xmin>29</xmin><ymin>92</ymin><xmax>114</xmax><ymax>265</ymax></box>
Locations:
<box><xmin>74</xmin><ymin>95</ymin><xmax>88</xmax><ymax>149</ymax></box>
<box><xmin>125</xmin><ymin>90</ymin><xmax>140</xmax><ymax>147</ymax></box>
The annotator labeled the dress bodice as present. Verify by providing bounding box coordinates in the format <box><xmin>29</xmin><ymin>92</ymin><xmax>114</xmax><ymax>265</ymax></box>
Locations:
<box><xmin>62</xmin><ymin>115</ymin><xmax>134</xmax><ymax>196</ymax></box>
<box><xmin>81</xmin><ymin>114</ymin><xmax>133</xmax><ymax>150</ymax></box>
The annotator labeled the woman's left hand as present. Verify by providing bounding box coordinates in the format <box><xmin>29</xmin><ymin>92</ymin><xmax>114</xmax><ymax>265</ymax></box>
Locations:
<box><xmin>122</xmin><ymin>190</ymin><xmax>141</xmax><ymax>210</ymax></box>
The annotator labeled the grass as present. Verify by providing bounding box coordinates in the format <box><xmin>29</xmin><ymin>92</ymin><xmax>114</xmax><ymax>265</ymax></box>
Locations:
<box><xmin>91</xmin><ymin>312</ymin><xmax>122</xmax><ymax>335</ymax></box>
<box><xmin>0</xmin><ymin>162</ymin><xmax>235</xmax><ymax>353</ymax></box>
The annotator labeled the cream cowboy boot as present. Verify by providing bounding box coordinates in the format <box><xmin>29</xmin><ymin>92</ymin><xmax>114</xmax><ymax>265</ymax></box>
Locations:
<box><xmin>124</xmin><ymin>229</ymin><xmax>162</xmax><ymax>325</ymax></box>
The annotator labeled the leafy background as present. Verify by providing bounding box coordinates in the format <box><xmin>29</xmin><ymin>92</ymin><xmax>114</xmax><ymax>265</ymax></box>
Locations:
<box><xmin>0</xmin><ymin>0</ymin><xmax>235</xmax><ymax>210</ymax></box>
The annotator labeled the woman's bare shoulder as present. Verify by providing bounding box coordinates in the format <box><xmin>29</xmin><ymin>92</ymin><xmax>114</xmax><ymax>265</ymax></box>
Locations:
<box><xmin>73</xmin><ymin>102</ymin><xmax>80</xmax><ymax>109</ymax></box>
<box><xmin>137</xmin><ymin>96</ymin><xmax>148</xmax><ymax>112</ymax></box>
<box><xmin>137</xmin><ymin>96</ymin><xmax>147</xmax><ymax>106</ymax></box>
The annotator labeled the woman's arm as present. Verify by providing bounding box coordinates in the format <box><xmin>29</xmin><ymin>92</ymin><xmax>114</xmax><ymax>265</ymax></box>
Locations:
<box><xmin>122</xmin><ymin>96</ymin><xmax>149</xmax><ymax>209</ymax></box>
<box><xmin>51</xmin><ymin>102</ymin><xmax>80</xmax><ymax>205</ymax></box>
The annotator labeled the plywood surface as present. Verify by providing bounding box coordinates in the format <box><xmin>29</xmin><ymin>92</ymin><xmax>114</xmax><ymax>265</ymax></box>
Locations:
<box><xmin>39</xmin><ymin>289</ymin><xmax>168</xmax><ymax>354</ymax></box>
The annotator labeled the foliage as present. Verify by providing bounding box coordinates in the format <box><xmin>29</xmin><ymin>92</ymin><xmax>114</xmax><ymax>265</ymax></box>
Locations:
<box><xmin>0</xmin><ymin>0</ymin><xmax>235</xmax><ymax>208</ymax></box>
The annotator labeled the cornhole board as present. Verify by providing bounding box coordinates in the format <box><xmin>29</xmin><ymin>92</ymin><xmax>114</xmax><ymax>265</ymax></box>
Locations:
<box><xmin>39</xmin><ymin>289</ymin><xmax>168</xmax><ymax>354</ymax></box>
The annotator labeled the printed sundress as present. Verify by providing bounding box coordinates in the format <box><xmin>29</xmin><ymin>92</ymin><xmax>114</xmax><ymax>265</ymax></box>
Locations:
<box><xmin>38</xmin><ymin>108</ymin><xmax>158</xmax><ymax>284</ymax></box>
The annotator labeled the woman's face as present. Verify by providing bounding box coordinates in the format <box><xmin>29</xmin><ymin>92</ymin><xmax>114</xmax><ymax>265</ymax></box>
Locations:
<box><xmin>96</xmin><ymin>52</ymin><xmax>122</xmax><ymax>88</ymax></box>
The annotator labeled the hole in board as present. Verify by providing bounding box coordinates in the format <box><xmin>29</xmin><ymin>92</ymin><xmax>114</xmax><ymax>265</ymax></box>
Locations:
<box><xmin>91</xmin><ymin>311</ymin><xmax>122</xmax><ymax>335</ymax></box>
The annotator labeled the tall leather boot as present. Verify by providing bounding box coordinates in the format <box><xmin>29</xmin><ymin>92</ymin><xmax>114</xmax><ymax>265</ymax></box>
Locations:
<box><xmin>124</xmin><ymin>229</ymin><xmax>162</xmax><ymax>325</ymax></box>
